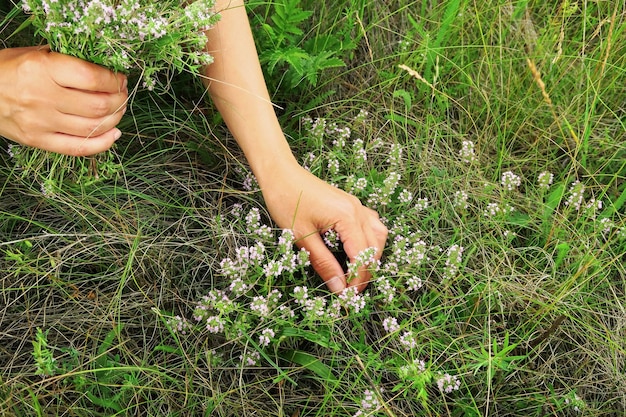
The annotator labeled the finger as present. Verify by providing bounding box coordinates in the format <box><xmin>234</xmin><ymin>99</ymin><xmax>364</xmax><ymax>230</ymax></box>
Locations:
<box><xmin>53</xmin><ymin>107</ymin><xmax>127</xmax><ymax>138</ymax></box>
<box><xmin>335</xmin><ymin>221</ymin><xmax>370</xmax><ymax>262</ymax></box>
<box><xmin>54</xmin><ymin>86</ymin><xmax>128</xmax><ymax>120</ymax></box>
<box><xmin>349</xmin><ymin>212</ymin><xmax>388</xmax><ymax>292</ymax></box>
<box><xmin>297</xmin><ymin>233</ymin><xmax>347</xmax><ymax>294</ymax></box>
<box><xmin>365</xmin><ymin>208</ymin><xmax>389</xmax><ymax>260</ymax></box>
<box><xmin>48</xmin><ymin>51</ymin><xmax>127</xmax><ymax>93</ymax></box>
<box><xmin>336</xmin><ymin>211</ymin><xmax>387</xmax><ymax>292</ymax></box>
<box><xmin>37</xmin><ymin>129</ymin><xmax>122</xmax><ymax>156</ymax></box>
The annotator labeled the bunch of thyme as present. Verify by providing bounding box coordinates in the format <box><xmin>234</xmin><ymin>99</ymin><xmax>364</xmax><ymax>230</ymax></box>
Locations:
<box><xmin>22</xmin><ymin>0</ymin><xmax>220</xmax><ymax>89</ymax></box>
<box><xmin>11</xmin><ymin>0</ymin><xmax>220</xmax><ymax>190</ymax></box>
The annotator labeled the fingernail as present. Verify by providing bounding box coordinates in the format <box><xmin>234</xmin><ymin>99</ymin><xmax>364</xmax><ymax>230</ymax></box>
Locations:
<box><xmin>113</xmin><ymin>129</ymin><xmax>122</xmax><ymax>141</ymax></box>
<box><xmin>328</xmin><ymin>276</ymin><xmax>347</xmax><ymax>294</ymax></box>
<box><xmin>122</xmin><ymin>78</ymin><xmax>128</xmax><ymax>92</ymax></box>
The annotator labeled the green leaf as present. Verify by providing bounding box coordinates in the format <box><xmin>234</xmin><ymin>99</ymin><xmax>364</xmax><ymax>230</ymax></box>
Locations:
<box><xmin>86</xmin><ymin>390</ymin><xmax>123</xmax><ymax>412</ymax></box>
<box><xmin>153</xmin><ymin>345</ymin><xmax>182</xmax><ymax>355</ymax></box>
<box><xmin>96</xmin><ymin>323</ymin><xmax>124</xmax><ymax>367</ymax></box>
<box><xmin>300</xmin><ymin>51</ymin><xmax>345</xmax><ymax>87</ymax></box>
<box><xmin>506</xmin><ymin>211</ymin><xmax>530</xmax><ymax>227</ymax></box>
<box><xmin>278</xmin><ymin>327</ymin><xmax>340</xmax><ymax>350</ymax></box>
<box><xmin>554</xmin><ymin>242</ymin><xmax>571</xmax><ymax>269</ymax></box>
<box><xmin>271</xmin><ymin>0</ymin><xmax>313</xmax><ymax>37</ymax></box>
<box><xmin>279</xmin><ymin>350</ymin><xmax>337</xmax><ymax>382</ymax></box>
<box><xmin>385</xmin><ymin>111</ymin><xmax>420</xmax><ymax>128</ymax></box>
<box><xmin>2</xmin><ymin>6</ymin><xmax>32</xmax><ymax>41</ymax></box>
<box><xmin>393</xmin><ymin>89</ymin><xmax>413</xmax><ymax>109</ymax></box>
<box><xmin>545</xmin><ymin>184</ymin><xmax>566</xmax><ymax>213</ymax></box>
<box><xmin>262</xmin><ymin>46</ymin><xmax>308</xmax><ymax>75</ymax></box>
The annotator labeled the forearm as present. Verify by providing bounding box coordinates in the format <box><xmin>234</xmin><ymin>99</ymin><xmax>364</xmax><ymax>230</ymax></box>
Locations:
<box><xmin>203</xmin><ymin>0</ymin><xmax>299</xmax><ymax>187</ymax></box>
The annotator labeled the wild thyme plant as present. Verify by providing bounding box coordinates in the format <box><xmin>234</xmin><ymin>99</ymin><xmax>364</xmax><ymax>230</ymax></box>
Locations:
<box><xmin>32</xmin><ymin>327</ymin><xmax>57</xmax><ymax>377</ymax></box>
<box><xmin>171</xmin><ymin>112</ymin><xmax>470</xmax><ymax>411</ymax></box>
<box><xmin>167</xmin><ymin>206</ymin><xmax>375</xmax><ymax>366</ymax></box>
<box><xmin>12</xmin><ymin>0</ymin><xmax>220</xmax><ymax>189</ymax></box>
<box><xmin>224</xmin><ymin>109</ymin><xmax>626</xmax><ymax>413</ymax></box>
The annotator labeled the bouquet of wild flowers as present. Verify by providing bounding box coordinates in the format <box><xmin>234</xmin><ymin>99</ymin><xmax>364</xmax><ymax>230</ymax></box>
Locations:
<box><xmin>11</xmin><ymin>0</ymin><xmax>220</xmax><ymax>191</ymax></box>
<box><xmin>22</xmin><ymin>0</ymin><xmax>220</xmax><ymax>89</ymax></box>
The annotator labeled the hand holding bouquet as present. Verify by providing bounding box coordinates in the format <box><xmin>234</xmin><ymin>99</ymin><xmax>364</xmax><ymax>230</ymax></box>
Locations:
<box><xmin>22</xmin><ymin>0</ymin><xmax>221</xmax><ymax>89</ymax></box>
<box><xmin>7</xmin><ymin>0</ymin><xmax>220</xmax><ymax>190</ymax></box>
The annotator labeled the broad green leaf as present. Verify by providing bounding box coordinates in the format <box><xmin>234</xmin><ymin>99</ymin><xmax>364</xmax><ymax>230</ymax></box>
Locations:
<box><xmin>279</xmin><ymin>350</ymin><xmax>337</xmax><ymax>382</ymax></box>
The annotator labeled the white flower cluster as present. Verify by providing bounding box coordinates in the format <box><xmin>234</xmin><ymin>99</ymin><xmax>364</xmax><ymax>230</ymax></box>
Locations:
<box><xmin>398</xmin><ymin>358</ymin><xmax>426</xmax><ymax>378</ymax></box>
<box><xmin>166</xmin><ymin>315</ymin><xmax>193</xmax><ymax>335</ymax></box>
<box><xmin>383</xmin><ymin>233</ymin><xmax>428</xmax><ymax>277</ymax></box>
<box><xmin>459</xmin><ymin>140</ymin><xmax>477</xmax><ymax>163</ymax></box>
<box><xmin>352</xmin><ymin>138</ymin><xmax>367</xmax><ymax>167</ymax></box>
<box><xmin>249</xmin><ymin>290</ymin><xmax>282</xmax><ymax>319</ymax></box>
<box><xmin>244</xmin><ymin>207</ymin><xmax>272</xmax><ymax>239</ymax></box>
<box><xmin>322</xmin><ymin>229</ymin><xmax>341</xmax><ymax>250</ymax></box>
<box><xmin>565</xmin><ymin>180</ymin><xmax>585</xmax><ymax>211</ymax></box>
<box><xmin>219</xmin><ymin>241</ymin><xmax>266</xmax><ymax>279</ymax></box>
<box><xmin>377</xmin><ymin>277</ymin><xmax>397</xmax><ymax>304</ymax></box>
<box><xmin>338</xmin><ymin>287</ymin><xmax>368</xmax><ymax>313</ymax></box>
<box><xmin>304</xmin><ymin>117</ymin><xmax>327</xmax><ymax>147</ymax></box>
<box><xmin>414</xmin><ymin>197</ymin><xmax>429</xmax><ymax>211</ymax></box>
<box><xmin>239</xmin><ymin>350</ymin><xmax>261</xmax><ymax>367</ymax></box>
<box><xmin>258</xmin><ymin>328</ymin><xmax>275</xmax><ymax>347</ymax></box>
<box><xmin>367</xmin><ymin>171</ymin><xmax>401</xmax><ymax>208</ymax></box>
<box><xmin>537</xmin><ymin>171</ymin><xmax>554</xmax><ymax>189</ymax></box>
<box><xmin>242</xmin><ymin>171</ymin><xmax>259</xmax><ymax>192</ymax></box>
<box><xmin>454</xmin><ymin>190</ymin><xmax>469</xmax><ymax>210</ymax></box>
<box><xmin>436</xmin><ymin>372</ymin><xmax>461</xmax><ymax>393</ymax></box>
<box><xmin>483</xmin><ymin>202</ymin><xmax>514</xmax><ymax>218</ymax></box>
<box><xmin>345</xmin><ymin>176</ymin><xmax>368</xmax><ymax>194</ymax></box>
<box><xmin>328</xmin><ymin>122</ymin><xmax>351</xmax><ymax>149</ymax></box>
<box><xmin>327</xmin><ymin>157</ymin><xmax>341</xmax><ymax>176</ymax></box>
<box><xmin>443</xmin><ymin>244</ymin><xmax>464</xmax><ymax>280</ymax></box>
<box><xmin>347</xmin><ymin>247</ymin><xmax>379</xmax><ymax>279</ymax></box>
<box><xmin>501</xmin><ymin>171</ymin><xmax>521</xmax><ymax>191</ymax></box>
<box><xmin>398</xmin><ymin>331</ymin><xmax>418</xmax><ymax>350</ymax></box>
<box><xmin>382</xmin><ymin>316</ymin><xmax>400</xmax><ymax>333</ymax></box>
<box><xmin>386</xmin><ymin>143</ymin><xmax>404</xmax><ymax>166</ymax></box>
<box><xmin>22</xmin><ymin>0</ymin><xmax>220</xmax><ymax>89</ymax></box>
<box><xmin>398</xmin><ymin>189</ymin><xmax>413</xmax><ymax>204</ymax></box>
<box><xmin>564</xmin><ymin>391</ymin><xmax>585</xmax><ymax>413</ymax></box>
<box><xmin>352</xmin><ymin>389</ymin><xmax>381</xmax><ymax>417</ymax></box>
<box><xmin>302</xmin><ymin>297</ymin><xmax>328</xmax><ymax>322</ymax></box>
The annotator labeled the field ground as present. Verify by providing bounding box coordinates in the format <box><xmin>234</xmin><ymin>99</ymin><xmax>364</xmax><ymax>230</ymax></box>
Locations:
<box><xmin>1</xmin><ymin>1</ymin><xmax>626</xmax><ymax>416</ymax></box>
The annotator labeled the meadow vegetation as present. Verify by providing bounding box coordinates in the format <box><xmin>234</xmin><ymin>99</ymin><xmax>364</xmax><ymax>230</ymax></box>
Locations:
<box><xmin>1</xmin><ymin>0</ymin><xmax>625</xmax><ymax>416</ymax></box>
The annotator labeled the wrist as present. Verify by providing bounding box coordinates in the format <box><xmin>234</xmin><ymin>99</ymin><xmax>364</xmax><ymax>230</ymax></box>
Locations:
<box><xmin>248</xmin><ymin>143</ymin><xmax>300</xmax><ymax>189</ymax></box>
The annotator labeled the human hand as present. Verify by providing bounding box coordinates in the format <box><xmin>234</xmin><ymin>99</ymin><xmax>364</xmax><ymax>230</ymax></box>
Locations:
<box><xmin>0</xmin><ymin>46</ymin><xmax>128</xmax><ymax>156</ymax></box>
<box><xmin>260</xmin><ymin>161</ymin><xmax>388</xmax><ymax>293</ymax></box>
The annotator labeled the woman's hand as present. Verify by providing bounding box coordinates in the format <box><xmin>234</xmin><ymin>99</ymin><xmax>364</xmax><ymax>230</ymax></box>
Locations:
<box><xmin>0</xmin><ymin>46</ymin><xmax>128</xmax><ymax>156</ymax></box>
<box><xmin>204</xmin><ymin>1</ymin><xmax>388</xmax><ymax>292</ymax></box>
<box><xmin>260</xmin><ymin>161</ymin><xmax>388</xmax><ymax>293</ymax></box>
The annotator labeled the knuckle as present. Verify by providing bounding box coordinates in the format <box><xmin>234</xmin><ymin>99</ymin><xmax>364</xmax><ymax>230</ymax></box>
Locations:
<box><xmin>68</xmin><ymin>142</ymin><xmax>99</xmax><ymax>157</ymax></box>
<box><xmin>309</xmin><ymin>256</ymin><xmax>337</xmax><ymax>275</ymax></box>
<box><xmin>88</xmin><ymin>97</ymin><xmax>112</xmax><ymax>118</ymax></box>
<box><xmin>19</xmin><ymin>132</ymin><xmax>37</xmax><ymax>148</ymax></box>
<box><xmin>336</xmin><ymin>194</ymin><xmax>362</xmax><ymax>215</ymax></box>
<box><xmin>73</xmin><ymin>63</ymin><xmax>102</xmax><ymax>90</ymax></box>
<box><xmin>84</xmin><ymin>120</ymin><xmax>104</xmax><ymax>137</ymax></box>
<box><xmin>110</xmin><ymin>111</ymin><xmax>124</xmax><ymax>125</ymax></box>
<box><xmin>66</xmin><ymin>145</ymin><xmax>85</xmax><ymax>157</ymax></box>
<box><xmin>16</xmin><ymin>50</ymin><xmax>46</xmax><ymax>78</ymax></box>
<box><xmin>310</xmin><ymin>255</ymin><xmax>331</xmax><ymax>270</ymax></box>
<box><xmin>374</xmin><ymin>219</ymin><xmax>389</xmax><ymax>237</ymax></box>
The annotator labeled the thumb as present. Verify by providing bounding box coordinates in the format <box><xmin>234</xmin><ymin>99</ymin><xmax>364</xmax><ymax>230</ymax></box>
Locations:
<box><xmin>297</xmin><ymin>233</ymin><xmax>347</xmax><ymax>294</ymax></box>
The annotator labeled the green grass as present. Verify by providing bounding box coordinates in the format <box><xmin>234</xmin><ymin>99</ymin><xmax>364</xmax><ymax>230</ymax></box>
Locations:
<box><xmin>2</xmin><ymin>1</ymin><xmax>626</xmax><ymax>416</ymax></box>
